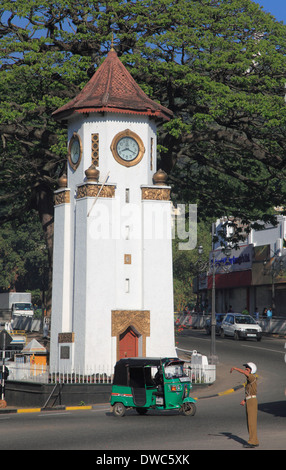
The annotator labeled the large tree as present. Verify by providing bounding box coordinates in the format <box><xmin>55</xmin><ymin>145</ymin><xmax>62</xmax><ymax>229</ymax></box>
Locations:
<box><xmin>0</xmin><ymin>212</ymin><xmax>49</xmax><ymax>297</ymax></box>
<box><xmin>0</xmin><ymin>0</ymin><xmax>286</xmax><ymax>307</ymax></box>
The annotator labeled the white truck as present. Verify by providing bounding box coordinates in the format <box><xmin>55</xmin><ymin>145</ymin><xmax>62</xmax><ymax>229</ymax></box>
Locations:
<box><xmin>0</xmin><ymin>292</ymin><xmax>34</xmax><ymax>322</ymax></box>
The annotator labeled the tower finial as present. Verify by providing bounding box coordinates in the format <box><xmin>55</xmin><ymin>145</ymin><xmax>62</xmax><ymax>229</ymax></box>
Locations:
<box><xmin>110</xmin><ymin>32</ymin><xmax>115</xmax><ymax>51</ymax></box>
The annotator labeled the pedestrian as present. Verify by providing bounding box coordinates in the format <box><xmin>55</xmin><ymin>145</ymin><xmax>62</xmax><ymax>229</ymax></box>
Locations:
<box><xmin>262</xmin><ymin>307</ymin><xmax>267</xmax><ymax>319</ymax></box>
<box><xmin>254</xmin><ymin>307</ymin><xmax>259</xmax><ymax>321</ymax></box>
<box><xmin>267</xmin><ymin>307</ymin><xmax>272</xmax><ymax>320</ymax></box>
<box><xmin>230</xmin><ymin>362</ymin><xmax>259</xmax><ymax>448</ymax></box>
<box><xmin>242</xmin><ymin>307</ymin><xmax>249</xmax><ymax>315</ymax></box>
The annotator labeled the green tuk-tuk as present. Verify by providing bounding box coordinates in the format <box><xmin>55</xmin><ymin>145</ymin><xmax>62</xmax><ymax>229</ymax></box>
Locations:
<box><xmin>110</xmin><ymin>357</ymin><xmax>197</xmax><ymax>417</ymax></box>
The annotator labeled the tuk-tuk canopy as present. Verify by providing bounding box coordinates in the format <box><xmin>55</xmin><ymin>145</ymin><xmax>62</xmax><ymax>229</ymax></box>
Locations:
<box><xmin>113</xmin><ymin>357</ymin><xmax>183</xmax><ymax>386</ymax></box>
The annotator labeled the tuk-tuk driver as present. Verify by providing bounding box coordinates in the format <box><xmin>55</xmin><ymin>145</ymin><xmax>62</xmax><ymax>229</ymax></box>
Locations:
<box><xmin>154</xmin><ymin>367</ymin><xmax>163</xmax><ymax>388</ymax></box>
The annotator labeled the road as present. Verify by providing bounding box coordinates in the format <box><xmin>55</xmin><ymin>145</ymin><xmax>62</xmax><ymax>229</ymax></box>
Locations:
<box><xmin>0</xmin><ymin>330</ymin><xmax>285</xmax><ymax>451</ymax></box>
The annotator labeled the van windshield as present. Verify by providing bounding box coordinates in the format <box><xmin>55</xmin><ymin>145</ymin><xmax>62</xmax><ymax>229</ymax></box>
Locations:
<box><xmin>235</xmin><ymin>315</ymin><xmax>256</xmax><ymax>324</ymax></box>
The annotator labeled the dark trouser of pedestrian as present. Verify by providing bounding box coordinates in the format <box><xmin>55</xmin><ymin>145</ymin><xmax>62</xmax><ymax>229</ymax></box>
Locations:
<box><xmin>246</xmin><ymin>397</ymin><xmax>259</xmax><ymax>446</ymax></box>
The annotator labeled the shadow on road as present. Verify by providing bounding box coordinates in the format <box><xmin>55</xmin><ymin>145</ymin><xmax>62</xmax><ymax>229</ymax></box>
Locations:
<box><xmin>219</xmin><ymin>432</ymin><xmax>248</xmax><ymax>446</ymax></box>
<box><xmin>258</xmin><ymin>401</ymin><xmax>286</xmax><ymax>418</ymax></box>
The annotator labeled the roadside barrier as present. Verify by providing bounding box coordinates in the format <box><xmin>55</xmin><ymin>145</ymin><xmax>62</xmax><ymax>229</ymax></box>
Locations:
<box><xmin>175</xmin><ymin>313</ymin><xmax>286</xmax><ymax>336</ymax></box>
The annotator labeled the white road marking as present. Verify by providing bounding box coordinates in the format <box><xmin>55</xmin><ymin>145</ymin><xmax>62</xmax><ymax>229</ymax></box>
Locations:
<box><xmin>240</xmin><ymin>344</ymin><xmax>285</xmax><ymax>354</ymax></box>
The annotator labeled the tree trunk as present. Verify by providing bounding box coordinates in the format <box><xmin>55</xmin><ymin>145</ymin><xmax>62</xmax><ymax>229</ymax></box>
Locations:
<box><xmin>36</xmin><ymin>185</ymin><xmax>54</xmax><ymax>317</ymax></box>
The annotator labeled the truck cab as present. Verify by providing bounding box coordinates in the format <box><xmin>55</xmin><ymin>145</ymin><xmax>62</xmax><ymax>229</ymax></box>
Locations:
<box><xmin>12</xmin><ymin>302</ymin><xmax>34</xmax><ymax>317</ymax></box>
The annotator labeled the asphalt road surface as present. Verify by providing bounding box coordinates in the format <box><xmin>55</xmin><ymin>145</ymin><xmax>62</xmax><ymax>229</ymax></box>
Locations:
<box><xmin>0</xmin><ymin>330</ymin><xmax>285</xmax><ymax>451</ymax></box>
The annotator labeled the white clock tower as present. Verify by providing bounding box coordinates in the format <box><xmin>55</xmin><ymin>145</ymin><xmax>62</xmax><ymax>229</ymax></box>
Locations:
<box><xmin>50</xmin><ymin>47</ymin><xmax>176</xmax><ymax>374</ymax></box>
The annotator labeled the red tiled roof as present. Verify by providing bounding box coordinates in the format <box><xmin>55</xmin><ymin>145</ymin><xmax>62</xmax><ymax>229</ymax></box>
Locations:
<box><xmin>52</xmin><ymin>49</ymin><xmax>173</xmax><ymax>121</ymax></box>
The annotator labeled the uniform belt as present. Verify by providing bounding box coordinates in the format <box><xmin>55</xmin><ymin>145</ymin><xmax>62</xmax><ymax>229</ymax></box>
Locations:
<box><xmin>246</xmin><ymin>395</ymin><xmax>256</xmax><ymax>400</ymax></box>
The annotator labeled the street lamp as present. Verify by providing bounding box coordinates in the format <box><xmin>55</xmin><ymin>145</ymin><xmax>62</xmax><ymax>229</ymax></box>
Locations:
<box><xmin>263</xmin><ymin>251</ymin><xmax>286</xmax><ymax>315</ymax></box>
<box><xmin>197</xmin><ymin>244</ymin><xmax>231</xmax><ymax>364</ymax></box>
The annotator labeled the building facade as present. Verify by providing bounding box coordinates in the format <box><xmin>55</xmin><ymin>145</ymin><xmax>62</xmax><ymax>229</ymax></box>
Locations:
<box><xmin>198</xmin><ymin>216</ymin><xmax>286</xmax><ymax>317</ymax></box>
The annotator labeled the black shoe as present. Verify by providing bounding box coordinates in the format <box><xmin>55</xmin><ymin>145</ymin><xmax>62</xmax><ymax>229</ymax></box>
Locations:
<box><xmin>243</xmin><ymin>443</ymin><xmax>259</xmax><ymax>448</ymax></box>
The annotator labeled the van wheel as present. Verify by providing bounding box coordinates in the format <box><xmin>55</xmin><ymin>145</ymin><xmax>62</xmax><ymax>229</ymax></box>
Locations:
<box><xmin>220</xmin><ymin>329</ymin><xmax>225</xmax><ymax>338</ymax></box>
<box><xmin>113</xmin><ymin>402</ymin><xmax>126</xmax><ymax>417</ymax></box>
<box><xmin>182</xmin><ymin>402</ymin><xmax>196</xmax><ymax>416</ymax></box>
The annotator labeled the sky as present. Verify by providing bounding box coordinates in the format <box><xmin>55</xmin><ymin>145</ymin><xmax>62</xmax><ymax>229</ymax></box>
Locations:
<box><xmin>255</xmin><ymin>0</ymin><xmax>286</xmax><ymax>23</ymax></box>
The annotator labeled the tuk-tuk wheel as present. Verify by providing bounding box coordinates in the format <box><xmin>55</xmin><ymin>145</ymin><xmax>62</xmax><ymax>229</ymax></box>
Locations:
<box><xmin>113</xmin><ymin>402</ymin><xmax>126</xmax><ymax>417</ymax></box>
<box><xmin>182</xmin><ymin>402</ymin><xmax>196</xmax><ymax>416</ymax></box>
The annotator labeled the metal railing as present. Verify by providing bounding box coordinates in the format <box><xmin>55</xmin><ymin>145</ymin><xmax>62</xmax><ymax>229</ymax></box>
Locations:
<box><xmin>184</xmin><ymin>363</ymin><xmax>216</xmax><ymax>384</ymax></box>
<box><xmin>5</xmin><ymin>362</ymin><xmax>114</xmax><ymax>385</ymax></box>
<box><xmin>49</xmin><ymin>365</ymin><xmax>114</xmax><ymax>385</ymax></box>
<box><xmin>6</xmin><ymin>362</ymin><xmax>49</xmax><ymax>383</ymax></box>
<box><xmin>4</xmin><ymin>361</ymin><xmax>215</xmax><ymax>385</ymax></box>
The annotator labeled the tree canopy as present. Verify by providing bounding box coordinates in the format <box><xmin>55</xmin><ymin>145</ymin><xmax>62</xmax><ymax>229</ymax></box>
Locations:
<box><xmin>0</xmin><ymin>0</ymin><xmax>286</xmax><ymax>293</ymax></box>
<box><xmin>0</xmin><ymin>211</ymin><xmax>49</xmax><ymax>299</ymax></box>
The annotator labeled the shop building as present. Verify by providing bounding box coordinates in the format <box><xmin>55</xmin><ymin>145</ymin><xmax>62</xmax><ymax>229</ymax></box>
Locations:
<box><xmin>198</xmin><ymin>216</ymin><xmax>286</xmax><ymax>317</ymax></box>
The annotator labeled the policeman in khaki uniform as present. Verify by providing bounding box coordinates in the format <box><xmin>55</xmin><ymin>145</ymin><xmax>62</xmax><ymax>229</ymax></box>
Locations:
<box><xmin>230</xmin><ymin>362</ymin><xmax>259</xmax><ymax>448</ymax></box>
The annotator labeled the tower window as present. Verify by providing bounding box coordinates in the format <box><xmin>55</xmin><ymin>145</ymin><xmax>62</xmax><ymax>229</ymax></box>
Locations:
<box><xmin>125</xmin><ymin>279</ymin><xmax>130</xmax><ymax>293</ymax></box>
<box><xmin>125</xmin><ymin>188</ymin><xmax>130</xmax><ymax>203</ymax></box>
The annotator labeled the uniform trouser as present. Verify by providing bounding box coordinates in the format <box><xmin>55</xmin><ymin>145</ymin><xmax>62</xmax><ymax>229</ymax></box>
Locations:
<box><xmin>246</xmin><ymin>397</ymin><xmax>259</xmax><ymax>445</ymax></box>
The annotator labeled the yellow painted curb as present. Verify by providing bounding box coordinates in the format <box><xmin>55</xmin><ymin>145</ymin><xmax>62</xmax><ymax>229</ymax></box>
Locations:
<box><xmin>17</xmin><ymin>408</ymin><xmax>41</xmax><ymax>413</ymax></box>
<box><xmin>65</xmin><ymin>406</ymin><xmax>92</xmax><ymax>411</ymax></box>
<box><xmin>14</xmin><ymin>406</ymin><xmax>92</xmax><ymax>413</ymax></box>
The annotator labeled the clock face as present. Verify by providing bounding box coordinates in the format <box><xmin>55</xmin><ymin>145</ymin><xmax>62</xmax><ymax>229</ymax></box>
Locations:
<box><xmin>68</xmin><ymin>133</ymin><xmax>82</xmax><ymax>170</ymax></box>
<box><xmin>116</xmin><ymin>136</ymin><xmax>139</xmax><ymax>162</ymax></box>
<box><xmin>111</xmin><ymin>129</ymin><xmax>145</xmax><ymax>167</ymax></box>
<box><xmin>71</xmin><ymin>139</ymin><xmax>80</xmax><ymax>164</ymax></box>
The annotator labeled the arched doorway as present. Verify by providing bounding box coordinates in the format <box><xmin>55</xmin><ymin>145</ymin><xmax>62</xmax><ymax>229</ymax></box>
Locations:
<box><xmin>111</xmin><ymin>310</ymin><xmax>150</xmax><ymax>360</ymax></box>
<box><xmin>119</xmin><ymin>326</ymin><xmax>138</xmax><ymax>359</ymax></box>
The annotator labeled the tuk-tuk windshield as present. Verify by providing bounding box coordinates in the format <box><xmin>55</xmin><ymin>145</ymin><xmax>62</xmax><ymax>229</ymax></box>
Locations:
<box><xmin>164</xmin><ymin>363</ymin><xmax>187</xmax><ymax>379</ymax></box>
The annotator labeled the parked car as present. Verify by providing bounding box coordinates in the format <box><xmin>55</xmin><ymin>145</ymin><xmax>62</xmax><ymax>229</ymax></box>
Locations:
<box><xmin>220</xmin><ymin>313</ymin><xmax>262</xmax><ymax>341</ymax></box>
<box><xmin>205</xmin><ymin>314</ymin><xmax>226</xmax><ymax>335</ymax></box>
